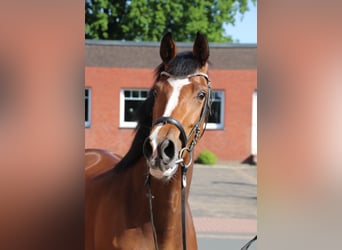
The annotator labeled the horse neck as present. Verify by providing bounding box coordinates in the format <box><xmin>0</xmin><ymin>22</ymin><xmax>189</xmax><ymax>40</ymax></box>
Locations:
<box><xmin>148</xmin><ymin>162</ymin><xmax>194</xmax><ymax>239</ymax></box>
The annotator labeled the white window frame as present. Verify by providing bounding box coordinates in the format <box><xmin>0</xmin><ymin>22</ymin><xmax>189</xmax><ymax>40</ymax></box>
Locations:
<box><xmin>206</xmin><ymin>90</ymin><xmax>225</xmax><ymax>130</ymax></box>
<box><xmin>85</xmin><ymin>87</ymin><xmax>91</xmax><ymax>128</ymax></box>
<box><xmin>120</xmin><ymin>88</ymin><xmax>149</xmax><ymax>128</ymax></box>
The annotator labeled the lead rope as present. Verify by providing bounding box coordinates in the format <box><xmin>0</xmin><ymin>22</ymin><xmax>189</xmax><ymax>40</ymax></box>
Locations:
<box><xmin>181</xmin><ymin>164</ymin><xmax>189</xmax><ymax>250</ymax></box>
<box><xmin>177</xmin><ymin>147</ymin><xmax>193</xmax><ymax>250</ymax></box>
<box><xmin>181</xmin><ymin>172</ymin><xmax>187</xmax><ymax>250</ymax></box>
<box><xmin>181</xmin><ymin>166</ymin><xmax>188</xmax><ymax>250</ymax></box>
<box><xmin>240</xmin><ymin>235</ymin><xmax>257</xmax><ymax>250</ymax></box>
<box><xmin>145</xmin><ymin>175</ymin><xmax>159</xmax><ymax>250</ymax></box>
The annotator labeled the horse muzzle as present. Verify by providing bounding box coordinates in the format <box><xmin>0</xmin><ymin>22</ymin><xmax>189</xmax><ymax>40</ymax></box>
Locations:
<box><xmin>143</xmin><ymin>137</ymin><xmax>180</xmax><ymax>180</ymax></box>
<box><xmin>143</xmin><ymin>117</ymin><xmax>188</xmax><ymax>180</ymax></box>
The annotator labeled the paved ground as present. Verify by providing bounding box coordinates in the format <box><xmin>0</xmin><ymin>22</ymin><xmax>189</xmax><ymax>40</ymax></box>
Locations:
<box><xmin>189</xmin><ymin>162</ymin><xmax>257</xmax><ymax>249</ymax></box>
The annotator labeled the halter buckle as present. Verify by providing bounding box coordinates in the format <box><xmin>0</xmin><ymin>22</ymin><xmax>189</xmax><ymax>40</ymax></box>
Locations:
<box><xmin>178</xmin><ymin>147</ymin><xmax>192</xmax><ymax>169</ymax></box>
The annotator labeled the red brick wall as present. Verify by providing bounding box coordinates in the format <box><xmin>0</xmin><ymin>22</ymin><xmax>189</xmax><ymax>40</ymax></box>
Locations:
<box><xmin>85</xmin><ymin>67</ymin><xmax>256</xmax><ymax>161</ymax></box>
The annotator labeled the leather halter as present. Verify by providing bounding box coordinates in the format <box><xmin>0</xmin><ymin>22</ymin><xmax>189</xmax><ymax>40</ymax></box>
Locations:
<box><xmin>152</xmin><ymin>71</ymin><xmax>212</xmax><ymax>170</ymax></box>
<box><xmin>145</xmin><ymin>71</ymin><xmax>212</xmax><ymax>250</ymax></box>
<box><xmin>156</xmin><ymin>71</ymin><xmax>212</xmax><ymax>153</ymax></box>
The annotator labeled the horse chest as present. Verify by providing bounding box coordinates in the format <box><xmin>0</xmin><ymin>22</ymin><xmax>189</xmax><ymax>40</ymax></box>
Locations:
<box><xmin>111</xmin><ymin>223</ymin><xmax>154</xmax><ymax>250</ymax></box>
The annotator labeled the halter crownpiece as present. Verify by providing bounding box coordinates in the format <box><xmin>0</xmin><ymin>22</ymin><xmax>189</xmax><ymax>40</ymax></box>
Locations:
<box><xmin>160</xmin><ymin>71</ymin><xmax>211</xmax><ymax>86</ymax></box>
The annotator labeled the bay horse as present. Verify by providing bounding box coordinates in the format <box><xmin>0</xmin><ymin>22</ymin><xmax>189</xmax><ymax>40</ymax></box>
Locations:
<box><xmin>86</xmin><ymin>32</ymin><xmax>212</xmax><ymax>250</ymax></box>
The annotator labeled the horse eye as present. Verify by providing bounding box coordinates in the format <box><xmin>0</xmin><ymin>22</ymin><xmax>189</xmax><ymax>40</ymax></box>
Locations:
<box><xmin>197</xmin><ymin>91</ymin><xmax>206</xmax><ymax>101</ymax></box>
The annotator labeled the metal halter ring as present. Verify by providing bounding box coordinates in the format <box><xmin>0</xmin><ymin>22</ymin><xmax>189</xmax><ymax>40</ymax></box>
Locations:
<box><xmin>178</xmin><ymin>147</ymin><xmax>192</xmax><ymax>169</ymax></box>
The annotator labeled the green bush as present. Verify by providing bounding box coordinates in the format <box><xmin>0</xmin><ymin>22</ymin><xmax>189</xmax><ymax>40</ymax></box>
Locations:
<box><xmin>196</xmin><ymin>150</ymin><xmax>217</xmax><ymax>165</ymax></box>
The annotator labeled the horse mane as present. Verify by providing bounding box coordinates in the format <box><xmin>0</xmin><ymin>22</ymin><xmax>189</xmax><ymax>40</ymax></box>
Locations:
<box><xmin>114</xmin><ymin>89</ymin><xmax>154</xmax><ymax>172</ymax></box>
<box><xmin>114</xmin><ymin>51</ymin><xmax>200</xmax><ymax>172</ymax></box>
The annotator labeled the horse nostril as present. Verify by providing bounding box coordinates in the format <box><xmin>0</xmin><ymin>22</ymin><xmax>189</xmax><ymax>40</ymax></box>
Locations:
<box><xmin>143</xmin><ymin>138</ymin><xmax>153</xmax><ymax>159</ymax></box>
<box><xmin>159</xmin><ymin>139</ymin><xmax>175</xmax><ymax>161</ymax></box>
<box><xmin>164</xmin><ymin>140</ymin><xmax>175</xmax><ymax>159</ymax></box>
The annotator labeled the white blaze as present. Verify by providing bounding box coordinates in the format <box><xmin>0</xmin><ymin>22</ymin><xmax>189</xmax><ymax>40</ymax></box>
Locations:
<box><xmin>149</xmin><ymin>77</ymin><xmax>190</xmax><ymax>152</ymax></box>
<box><xmin>163</xmin><ymin>77</ymin><xmax>190</xmax><ymax>116</ymax></box>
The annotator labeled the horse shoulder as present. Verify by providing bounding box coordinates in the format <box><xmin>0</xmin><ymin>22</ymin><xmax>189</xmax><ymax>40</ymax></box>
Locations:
<box><xmin>85</xmin><ymin>148</ymin><xmax>121</xmax><ymax>179</ymax></box>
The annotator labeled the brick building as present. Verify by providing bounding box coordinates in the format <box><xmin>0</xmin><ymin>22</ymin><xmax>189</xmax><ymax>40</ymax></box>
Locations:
<box><xmin>85</xmin><ymin>40</ymin><xmax>257</xmax><ymax>162</ymax></box>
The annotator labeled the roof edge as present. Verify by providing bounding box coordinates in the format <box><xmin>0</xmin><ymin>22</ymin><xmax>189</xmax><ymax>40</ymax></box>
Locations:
<box><xmin>85</xmin><ymin>39</ymin><xmax>257</xmax><ymax>48</ymax></box>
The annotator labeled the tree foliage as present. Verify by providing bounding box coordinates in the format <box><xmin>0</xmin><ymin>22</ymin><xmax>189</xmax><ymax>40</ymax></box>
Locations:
<box><xmin>85</xmin><ymin>0</ymin><xmax>256</xmax><ymax>42</ymax></box>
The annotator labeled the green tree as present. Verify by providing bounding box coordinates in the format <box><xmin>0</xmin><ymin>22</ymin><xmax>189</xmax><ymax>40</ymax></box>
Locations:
<box><xmin>85</xmin><ymin>0</ymin><xmax>256</xmax><ymax>42</ymax></box>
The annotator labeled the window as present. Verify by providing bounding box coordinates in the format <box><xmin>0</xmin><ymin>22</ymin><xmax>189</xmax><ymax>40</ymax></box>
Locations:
<box><xmin>120</xmin><ymin>89</ymin><xmax>149</xmax><ymax>128</ymax></box>
<box><xmin>119</xmin><ymin>88</ymin><xmax>224</xmax><ymax>130</ymax></box>
<box><xmin>207</xmin><ymin>90</ymin><xmax>224</xmax><ymax>129</ymax></box>
<box><xmin>85</xmin><ymin>88</ymin><xmax>91</xmax><ymax>128</ymax></box>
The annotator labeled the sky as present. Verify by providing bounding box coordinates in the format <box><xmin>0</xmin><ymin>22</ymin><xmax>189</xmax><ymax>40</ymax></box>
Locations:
<box><xmin>224</xmin><ymin>1</ymin><xmax>257</xmax><ymax>44</ymax></box>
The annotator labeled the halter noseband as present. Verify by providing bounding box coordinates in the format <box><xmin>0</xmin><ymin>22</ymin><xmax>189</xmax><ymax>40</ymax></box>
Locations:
<box><xmin>152</xmin><ymin>117</ymin><xmax>187</xmax><ymax>149</ymax></box>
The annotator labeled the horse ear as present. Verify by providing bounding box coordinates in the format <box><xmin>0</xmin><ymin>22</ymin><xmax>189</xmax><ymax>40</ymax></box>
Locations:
<box><xmin>160</xmin><ymin>32</ymin><xmax>176</xmax><ymax>64</ymax></box>
<box><xmin>193</xmin><ymin>32</ymin><xmax>209</xmax><ymax>66</ymax></box>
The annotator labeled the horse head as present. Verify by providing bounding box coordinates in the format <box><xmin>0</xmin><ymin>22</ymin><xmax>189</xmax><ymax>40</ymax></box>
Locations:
<box><xmin>143</xmin><ymin>32</ymin><xmax>211</xmax><ymax>181</ymax></box>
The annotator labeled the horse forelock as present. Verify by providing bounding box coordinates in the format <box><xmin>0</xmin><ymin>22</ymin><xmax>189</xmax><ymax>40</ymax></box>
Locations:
<box><xmin>168</xmin><ymin>51</ymin><xmax>201</xmax><ymax>76</ymax></box>
<box><xmin>154</xmin><ymin>51</ymin><xmax>201</xmax><ymax>82</ymax></box>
